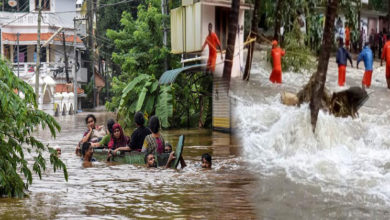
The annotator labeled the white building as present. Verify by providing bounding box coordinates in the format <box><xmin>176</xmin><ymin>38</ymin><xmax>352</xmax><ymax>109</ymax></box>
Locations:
<box><xmin>0</xmin><ymin>0</ymin><xmax>88</xmax><ymax>115</ymax></box>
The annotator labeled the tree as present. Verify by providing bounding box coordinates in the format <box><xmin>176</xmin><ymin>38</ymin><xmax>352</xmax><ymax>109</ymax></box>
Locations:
<box><xmin>243</xmin><ymin>0</ymin><xmax>261</xmax><ymax>81</ymax></box>
<box><xmin>310</xmin><ymin>0</ymin><xmax>339</xmax><ymax>131</ymax></box>
<box><xmin>0</xmin><ymin>59</ymin><xmax>68</xmax><ymax>197</ymax></box>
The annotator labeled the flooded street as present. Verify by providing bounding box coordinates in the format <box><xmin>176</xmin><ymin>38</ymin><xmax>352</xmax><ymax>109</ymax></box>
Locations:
<box><xmin>0</xmin><ymin>112</ymin><xmax>258</xmax><ymax>219</ymax></box>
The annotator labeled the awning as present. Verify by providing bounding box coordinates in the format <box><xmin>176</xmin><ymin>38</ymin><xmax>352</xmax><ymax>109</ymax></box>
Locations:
<box><xmin>159</xmin><ymin>64</ymin><xmax>207</xmax><ymax>84</ymax></box>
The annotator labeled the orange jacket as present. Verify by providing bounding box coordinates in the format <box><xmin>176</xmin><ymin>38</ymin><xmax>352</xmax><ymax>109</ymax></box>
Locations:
<box><xmin>271</xmin><ymin>47</ymin><xmax>285</xmax><ymax>70</ymax></box>
<box><xmin>345</xmin><ymin>27</ymin><xmax>350</xmax><ymax>41</ymax></box>
<box><xmin>382</xmin><ymin>41</ymin><xmax>390</xmax><ymax>62</ymax></box>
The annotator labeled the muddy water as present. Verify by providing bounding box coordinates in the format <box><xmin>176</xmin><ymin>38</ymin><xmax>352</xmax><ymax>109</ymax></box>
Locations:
<box><xmin>0</xmin><ymin>112</ymin><xmax>258</xmax><ymax>219</ymax></box>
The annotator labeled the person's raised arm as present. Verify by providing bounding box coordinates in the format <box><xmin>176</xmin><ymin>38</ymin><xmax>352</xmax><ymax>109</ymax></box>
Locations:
<box><xmin>81</xmin><ymin>126</ymin><xmax>93</xmax><ymax>143</ymax></box>
<box><xmin>165</xmin><ymin>151</ymin><xmax>176</xmax><ymax>169</ymax></box>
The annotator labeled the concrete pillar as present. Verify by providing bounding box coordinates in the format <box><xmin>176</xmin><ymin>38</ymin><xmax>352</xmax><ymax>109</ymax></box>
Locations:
<box><xmin>10</xmin><ymin>45</ymin><xmax>14</xmax><ymax>63</ymax></box>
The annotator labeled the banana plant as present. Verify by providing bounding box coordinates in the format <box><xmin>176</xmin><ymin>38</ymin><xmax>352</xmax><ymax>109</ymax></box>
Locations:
<box><xmin>118</xmin><ymin>74</ymin><xmax>173</xmax><ymax>128</ymax></box>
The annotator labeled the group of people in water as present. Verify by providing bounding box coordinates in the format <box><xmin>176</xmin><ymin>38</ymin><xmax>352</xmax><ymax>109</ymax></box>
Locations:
<box><xmin>269</xmin><ymin>36</ymin><xmax>390</xmax><ymax>90</ymax></box>
<box><xmin>75</xmin><ymin>112</ymin><xmax>213</xmax><ymax>169</ymax></box>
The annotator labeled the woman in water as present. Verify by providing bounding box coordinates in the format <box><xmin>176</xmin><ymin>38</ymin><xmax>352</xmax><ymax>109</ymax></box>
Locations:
<box><xmin>142</xmin><ymin>116</ymin><xmax>165</xmax><ymax>154</ymax></box>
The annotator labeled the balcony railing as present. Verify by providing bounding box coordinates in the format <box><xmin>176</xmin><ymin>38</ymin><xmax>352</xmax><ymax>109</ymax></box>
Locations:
<box><xmin>12</xmin><ymin>62</ymin><xmax>88</xmax><ymax>83</ymax></box>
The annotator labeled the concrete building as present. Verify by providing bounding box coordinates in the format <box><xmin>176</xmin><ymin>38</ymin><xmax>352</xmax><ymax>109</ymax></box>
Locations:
<box><xmin>0</xmin><ymin>0</ymin><xmax>88</xmax><ymax>115</ymax></box>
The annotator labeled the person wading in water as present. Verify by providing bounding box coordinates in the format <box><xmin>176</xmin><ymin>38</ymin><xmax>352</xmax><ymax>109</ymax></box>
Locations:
<box><xmin>357</xmin><ymin>42</ymin><xmax>374</xmax><ymax>89</ymax></box>
<box><xmin>381</xmin><ymin>34</ymin><xmax>390</xmax><ymax>89</ymax></box>
<box><xmin>269</xmin><ymin>40</ymin><xmax>285</xmax><ymax>84</ymax></box>
<box><xmin>336</xmin><ymin>38</ymin><xmax>353</xmax><ymax>87</ymax></box>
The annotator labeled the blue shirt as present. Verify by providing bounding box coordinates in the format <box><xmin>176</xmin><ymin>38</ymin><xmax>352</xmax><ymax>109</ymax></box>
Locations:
<box><xmin>336</xmin><ymin>47</ymin><xmax>352</xmax><ymax>66</ymax></box>
<box><xmin>357</xmin><ymin>46</ymin><xmax>374</xmax><ymax>71</ymax></box>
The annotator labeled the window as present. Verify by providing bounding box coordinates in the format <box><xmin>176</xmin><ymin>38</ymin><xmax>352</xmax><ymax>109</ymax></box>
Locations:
<box><xmin>35</xmin><ymin>0</ymin><xmax>50</xmax><ymax>11</ymax></box>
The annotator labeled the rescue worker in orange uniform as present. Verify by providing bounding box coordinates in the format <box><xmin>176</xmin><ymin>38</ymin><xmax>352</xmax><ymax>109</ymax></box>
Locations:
<box><xmin>201</xmin><ymin>23</ymin><xmax>223</xmax><ymax>73</ymax></box>
<box><xmin>336</xmin><ymin>38</ymin><xmax>353</xmax><ymax>87</ymax></box>
<box><xmin>381</xmin><ymin>34</ymin><xmax>390</xmax><ymax>89</ymax></box>
<box><xmin>345</xmin><ymin>24</ymin><xmax>350</xmax><ymax>51</ymax></box>
<box><xmin>269</xmin><ymin>40</ymin><xmax>285</xmax><ymax>84</ymax></box>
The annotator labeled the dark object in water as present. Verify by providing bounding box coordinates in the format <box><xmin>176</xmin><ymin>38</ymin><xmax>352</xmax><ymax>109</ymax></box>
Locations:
<box><xmin>330</xmin><ymin>87</ymin><xmax>369</xmax><ymax>118</ymax></box>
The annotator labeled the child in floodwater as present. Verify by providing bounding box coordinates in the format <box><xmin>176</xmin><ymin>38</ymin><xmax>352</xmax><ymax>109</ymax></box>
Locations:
<box><xmin>201</xmin><ymin>153</ymin><xmax>212</xmax><ymax>169</ymax></box>
<box><xmin>164</xmin><ymin>143</ymin><xmax>172</xmax><ymax>153</ymax></box>
<box><xmin>81</xmin><ymin>142</ymin><xmax>96</xmax><ymax>167</ymax></box>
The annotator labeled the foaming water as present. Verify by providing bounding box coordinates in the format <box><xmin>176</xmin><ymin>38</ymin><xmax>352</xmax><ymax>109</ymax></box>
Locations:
<box><xmin>232</xmin><ymin>53</ymin><xmax>390</xmax><ymax>212</ymax></box>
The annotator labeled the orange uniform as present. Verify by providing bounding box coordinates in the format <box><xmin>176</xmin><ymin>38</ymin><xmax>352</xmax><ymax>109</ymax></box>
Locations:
<box><xmin>204</xmin><ymin>32</ymin><xmax>221</xmax><ymax>72</ymax></box>
<box><xmin>345</xmin><ymin>27</ymin><xmax>350</xmax><ymax>48</ymax></box>
<box><xmin>269</xmin><ymin>47</ymin><xmax>285</xmax><ymax>84</ymax></box>
<box><xmin>362</xmin><ymin>70</ymin><xmax>373</xmax><ymax>88</ymax></box>
<box><xmin>338</xmin><ymin>65</ymin><xmax>346</xmax><ymax>86</ymax></box>
<box><xmin>382</xmin><ymin>41</ymin><xmax>390</xmax><ymax>78</ymax></box>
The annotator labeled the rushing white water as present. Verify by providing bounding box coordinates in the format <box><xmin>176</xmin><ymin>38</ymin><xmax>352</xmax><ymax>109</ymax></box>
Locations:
<box><xmin>232</xmin><ymin>50</ymin><xmax>390</xmax><ymax>206</ymax></box>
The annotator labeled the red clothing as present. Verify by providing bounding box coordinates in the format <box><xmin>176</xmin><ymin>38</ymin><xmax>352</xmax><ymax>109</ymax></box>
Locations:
<box><xmin>204</xmin><ymin>32</ymin><xmax>221</xmax><ymax>72</ymax></box>
<box><xmin>345</xmin><ymin>27</ymin><xmax>350</xmax><ymax>42</ymax></box>
<box><xmin>381</xmin><ymin>41</ymin><xmax>390</xmax><ymax>62</ymax></box>
<box><xmin>269</xmin><ymin>69</ymin><xmax>282</xmax><ymax>84</ymax></box>
<box><xmin>362</xmin><ymin>70</ymin><xmax>373</xmax><ymax>88</ymax></box>
<box><xmin>269</xmin><ymin>47</ymin><xmax>285</xmax><ymax>84</ymax></box>
<box><xmin>108</xmin><ymin>123</ymin><xmax>129</xmax><ymax>149</ymax></box>
<box><xmin>345</xmin><ymin>39</ymin><xmax>350</xmax><ymax>47</ymax></box>
<box><xmin>386</xmin><ymin>64</ymin><xmax>390</xmax><ymax>79</ymax></box>
<box><xmin>338</xmin><ymin>65</ymin><xmax>346</xmax><ymax>86</ymax></box>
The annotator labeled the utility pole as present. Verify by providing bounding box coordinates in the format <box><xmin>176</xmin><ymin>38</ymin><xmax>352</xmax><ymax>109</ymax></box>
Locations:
<box><xmin>161</xmin><ymin>0</ymin><xmax>168</xmax><ymax>71</ymax></box>
<box><xmin>17</xmin><ymin>32</ymin><xmax>20</xmax><ymax>79</ymax></box>
<box><xmin>87</xmin><ymin>0</ymin><xmax>96</xmax><ymax>107</ymax></box>
<box><xmin>73</xmin><ymin>18</ymin><xmax>78</xmax><ymax>114</ymax></box>
<box><xmin>35</xmin><ymin>0</ymin><xmax>42</xmax><ymax>97</ymax></box>
<box><xmin>62</xmin><ymin>32</ymin><xmax>70</xmax><ymax>83</ymax></box>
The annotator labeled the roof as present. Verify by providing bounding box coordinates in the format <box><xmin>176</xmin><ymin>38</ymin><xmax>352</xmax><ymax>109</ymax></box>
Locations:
<box><xmin>159</xmin><ymin>64</ymin><xmax>207</xmax><ymax>84</ymax></box>
<box><xmin>2</xmin><ymin>32</ymin><xmax>83</xmax><ymax>43</ymax></box>
<box><xmin>55</xmin><ymin>84</ymin><xmax>84</xmax><ymax>94</ymax></box>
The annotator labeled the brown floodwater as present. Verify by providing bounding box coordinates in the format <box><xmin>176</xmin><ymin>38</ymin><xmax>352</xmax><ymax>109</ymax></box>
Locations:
<box><xmin>0</xmin><ymin>112</ymin><xmax>258</xmax><ymax>219</ymax></box>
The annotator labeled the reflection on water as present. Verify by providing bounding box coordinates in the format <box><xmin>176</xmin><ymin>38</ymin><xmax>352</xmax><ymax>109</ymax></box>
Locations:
<box><xmin>0</xmin><ymin>112</ymin><xmax>256</xmax><ymax>219</ymax></box>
